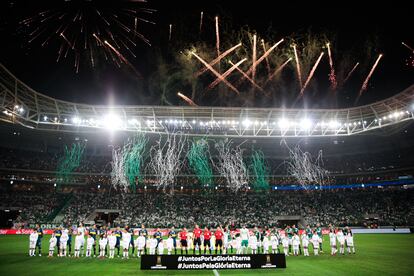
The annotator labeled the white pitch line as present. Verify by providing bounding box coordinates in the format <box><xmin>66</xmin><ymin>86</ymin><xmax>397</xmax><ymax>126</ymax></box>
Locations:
<box><xmin>213</xmin><ymin>269</ymin><xmax>220</xmax><ymax>276</ymax></box>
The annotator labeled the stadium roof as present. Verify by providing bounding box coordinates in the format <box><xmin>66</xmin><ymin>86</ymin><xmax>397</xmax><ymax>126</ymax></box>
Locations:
<box><xmin>1</xmin><ymin>63</ymin><xmax>413</xmax><ymax>138</ymax></box>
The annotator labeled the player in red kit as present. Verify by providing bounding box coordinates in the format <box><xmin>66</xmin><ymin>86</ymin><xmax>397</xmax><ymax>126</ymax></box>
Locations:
<box><xmin>193</xmin><ymin>224</ymin><xmax>202</xmax><ymax>255</ymax></box>
<box><xmin>214</xmin><ymin>226</ymin><xmax>224</xmax><ymax>255</ymax></box>
<box><xmin>179</xmin><ymin>227</ymin><xmax>188</xmax><ymax>255</ymax></box>
<box><xmin>203</xmin><ymin>227</ymin><xmax>212</xmax><ymax>254</ymax></box>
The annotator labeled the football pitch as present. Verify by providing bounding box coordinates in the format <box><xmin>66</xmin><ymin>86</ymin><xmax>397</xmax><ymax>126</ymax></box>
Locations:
<box><xmin>0</xmin><ymin>234</ymin><xmax>413</xmax><ymax>275</ymax></box>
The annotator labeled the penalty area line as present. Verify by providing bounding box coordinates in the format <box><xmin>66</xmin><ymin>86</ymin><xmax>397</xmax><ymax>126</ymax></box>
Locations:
<box><xmin>213</xmin><ymin>269</ymin><xmax>220</xmax><ymax>276</ymax></box>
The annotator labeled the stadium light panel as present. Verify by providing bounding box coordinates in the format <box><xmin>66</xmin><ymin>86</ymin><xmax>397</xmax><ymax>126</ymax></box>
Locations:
<box><xmin>278</xmin><ymin>119</ymin><xmax>290</xmax><ymax>129</ymax></box>
<box><xmin>300</xmin><ymin>118</ymin><xmax>312</xmax><ymax>130</ymax></box>
<box><xmin>72</xmin><ymin>117</ymin><xmax>81</xmax><ymax>124</ymax></box>
<box><xmin>104</xmin><ymin>114</ymin><xmax>123</xmax><ymax>131</ymax></box>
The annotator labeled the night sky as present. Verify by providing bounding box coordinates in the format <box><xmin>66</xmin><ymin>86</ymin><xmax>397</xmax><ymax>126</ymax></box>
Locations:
<box><xmin>0</xmin><ymin>0</ymin><xmax>412</xmax><ymax>107</ymax></box>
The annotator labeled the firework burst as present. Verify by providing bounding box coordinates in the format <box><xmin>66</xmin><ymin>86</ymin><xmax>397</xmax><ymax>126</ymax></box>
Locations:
<box><xmin>20</xmin><ymin>0</ymin><xmax>155</xmax><ymax>72</ymax></box>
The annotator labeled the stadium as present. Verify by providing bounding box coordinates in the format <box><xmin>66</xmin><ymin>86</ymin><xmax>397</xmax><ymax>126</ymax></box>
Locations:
<box><xmin>0</xmin><ymin>1</ymin><xmax>413</xmax><ymax>275</ymax></box>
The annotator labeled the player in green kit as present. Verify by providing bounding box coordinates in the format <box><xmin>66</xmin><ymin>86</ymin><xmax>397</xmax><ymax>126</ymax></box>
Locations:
<box><xmin>285</xmin><ymin>225</ymin><xmax>293</xmax><ymax>254</ymax></box>
<box><xmin>316</xmin><ymin>223</ymin><xmax>323</xmax><ymax>253</ymax></box>
<box><xmin>254</xmin><ymin>227</ymin><xmax>262</xmax><ymax>253</ymax></box>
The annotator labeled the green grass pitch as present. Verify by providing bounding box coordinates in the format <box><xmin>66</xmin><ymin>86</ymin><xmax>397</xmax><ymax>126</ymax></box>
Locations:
<box><xmin>0</xmin><ymin>234</ymin><xmax>413</xmax><ymax>275</ymax></box>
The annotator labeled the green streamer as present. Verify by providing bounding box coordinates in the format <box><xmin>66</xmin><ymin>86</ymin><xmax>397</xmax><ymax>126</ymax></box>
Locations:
<box><xmin>187</xmin><ymin>139</ymin><xmax>213</xmax><ymax>187</ymax></box>
<box><xmin>123</xmin><ymin>133</ymin><xmax>148</xmax><ymax>192</ymax></box>
<box><xmin>251</xmin><ymin>150</ymin><xmax>269</xmax><ymax>190</ymax></box>
<box><xmin>56</xmin><ymin>143</ymin><xmax>86</xmax><ymax>184</ymax></box>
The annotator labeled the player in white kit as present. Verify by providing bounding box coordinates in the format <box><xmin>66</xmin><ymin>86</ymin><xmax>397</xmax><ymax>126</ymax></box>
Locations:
<box><xmin>270</xmin><ymin>234</ymin><xmax>279</xmax><ymax>254</ymax></box>
<box><xmin>292</xmin><ymin>233</ymin><xmax>300</xmax><ymax>256</ymax></box>
<box><xmin>99</xmin><ymin>235</ymin><xmax>108</xmax><ymax>258</ymax></box>
<box><xmin>149</xmin><ymin>237</ymin><xmax>158</xmax><ymax>255</ymax></box>
<box><xmin>48</xmin><ymin>234</ymin><xmax>57</xmax><ymax>257</ymax></box>
<box><xmin>74</xmin><ymin>232</ymin><xmax>84</xmax><ymax>258</ymax></box>
<box><xmin>86</xmin><ymin>234</ymin><xmax>94</xmax><ymax>257</ymax></box>
<box><xmin>262</xmin><ymin>235</ymin><xmax>270</xmax><ymax>254</ymax></box>
<box><xmin>301</xmin><ymin>233</ymin><xmax>310</xmax><ymax>256</ymax></box>
<box><xmin>311</xmin><ymin>232</ymin><xmax>320</xmax><ymax>256</ymax></box>
<box><xmin>346</xmin><ymin>231</ymin><xmax>355</xmax><ymax>254</ymax></box>
<box><xmin>108</xmin><ymin>232</ymin><xmax>117</xmax><ymax>259</ymax></box>
<box><xmin>249</xmin><ymin>234</ymin><xmax>258</xmax><ymax>254</ymax></box>
<box><xmin>59</xmin><ymin>229</ymin><xmax>69</xmax><ymax>257</ymax></box>
<box><xmin>329</xmin><ymin>229</ymin><xmax>337</xmax><ymax>255</ymax></box>
<box><xmin>29</xmin><ymin>230</ymin><xmax>38</xmax><ymax>257</ymax></box>
<box><xmin>135</xmin><ymin>233</ymin><xmax>146</xmax><ymax>257</ymax></box>
<box><xmin>121</xmin><ymin>229</ymin><xmax>131</xmax><ymax>259</ymax></box>
<box><xmin>281</xmin><ymin>234</ymin><xmax>289</xmax><ymax>256</ymax></box>
<box><xmin>166</xmin><ymin>236</ymin><xmax>174</xmax><ymax>255</ymax></box>
<box><xmin>336</xmin><ymin>229</ymin><xmax>345</xmax><ymax>255</ymax></box>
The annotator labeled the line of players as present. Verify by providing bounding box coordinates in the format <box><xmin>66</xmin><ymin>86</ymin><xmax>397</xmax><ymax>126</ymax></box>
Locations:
<box><xmin>28</xmin><ymin>223</ymin><xmax>355</xmax><ymax>258</ymax></box>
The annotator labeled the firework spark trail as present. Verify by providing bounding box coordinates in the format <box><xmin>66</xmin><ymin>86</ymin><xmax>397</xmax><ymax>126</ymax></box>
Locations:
<box><xmin>401</xmin><ymin>42</ymin><xmax>414</xmax><ymax>68</ymax></box>
<box><xmin>149</xmin><ymin>133</ymin><xmax>187</xmax><ymax>192</ymax></box>
<box><xmin>199</xmin><ymin>11</ymin><xmax>204</xmax><ymax>33</ymax></box>
<box><xmin>236</xmin><ymin>39</ymin><xmax>284</xmax><ymax>86</ymax></box>
<box><xmin>300</xmin><ymin>52</ymin><xmax>325</xmax><ymax>96</ymax></box>
<box><xmin>261</xmin><ymin>39</ymin><xmax>272</xmax><ymax>78</ymax></box>
<box><xmin>60</xmin><ymin>32</ymin><xmax>73</xmax><ymax>49</ymax></box>
<box><xmin>229</xmin><ymin>61</ymin><xmax>264</xmax><ymax>92</ymax></box>
<box><xmin>215</xmin><ymin>140</ymin><xmax>248</xmax><ymax>192</ymax></box>
<box><xmin>21</xmin><ymin>1</ymin><xmax>153</xmax><ymax>72</ymax></box>
<box><xmin>192</xmin><ymin>52</ymin><xmax>240</xmax><ymax>94</ymax></box>
<box><xmin>252</xmin><ymin>34</ymin><xmax>257</xmax><ymax>81</ymax></box>
<box><xmin>103</xmin><ymin>39</ymin><xmax>142</xmax><ymax>77</ymax></box>
<box><xmin>359</xmin><ymin>54</ymin><xmax>383</xmax><ymax>95</ymax></box>
<box><xmin>215</xmin><ymin>16</ymin><xmax>220</xmax><ymax>58</ymax></box>
<box><xmin>343</xmin><ymin>62</ymin><xmax>359</xmax><ymax>84</ymax></box>
<box><xmin>169</xmin><ymin>24</ymin><xmax>172</xmax><ymax>41</ymax></box>
<box><xmin>208</xmin><ymin>58</ymin><xmax>247</xmax><ymax>89</ymax></box>
<box><xmin>402</xmin><ymin>42</ymin><xmax>414</xmax><ymax>52</ymax></box>
<box><xmin>177</xmin><ymin>92</ymin><xmax>198</xmax><ymax>106</ymax></box>
<box><xmin>326</xmin><ymin>43</ymin><xmax>337</xmax><ymax>90</ymax></box>
<box><xmin>195</xmin><ymin>43</ymin><xmax>242</xmax><ymax>76</ymax></box>
<box><xmin>265</xmin><ymin>57</ymin><xmax>292</xmax><ymax>83</ymax></box>
<box><xmin>293</xmin><ymin>44</ymin><xmax>303</xmax><ymax>89</ymax></box>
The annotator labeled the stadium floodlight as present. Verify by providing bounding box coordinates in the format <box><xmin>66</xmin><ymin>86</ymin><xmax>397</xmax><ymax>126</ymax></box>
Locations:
<box><xmin>278</xmin><ymin>118</ymin><xmax>290</xmax><ymax>129</ymax></box>
<box><xmin>128</xmin><ymin>118</ymin><xmax>138</xmax><ymax>125</ymax></box>
<box><xmin>72</xmin><ymin>117</ymin><xmax>81</xmax><ymax>124</ymax></box>
<box><xmin>18</xmin><ymin>107</ymin><xmax>24</xmax><ymax>113</ymax></box>
<box><xmin>328</xmin><ymin>120</ymin><xmax>340</xmax><ymax>129</ymax></box>
<box><xmin>104</xmin><ymin>114</ymin><xmax>123</xmax><ymax>130</ymax></box>
<box><xmin>97</xmin><ymin>185</ymin><xmax>101</xmax><ymax>189</ymax></box>
<box><xmin>242</xmin><ymin>119</ymin><xmax>251</xmax><ymax>127</ymax></box>
<box><xmin>10</xmin><ymin>180</ymin><xmax>13</xmax><ymax>184</ymax></box>
<box><xmin>53</xmin><ymin>183</ymin><xmax>57</xmax><ymax>187</ymax></box>
<box><xmin>300</xmin><ymin>118</ymin><xmax>312</xmax><ymax>130</ymax></box>
<box><xmin>192</xmin><ymin>120</ymin><xmax>196</xmax><ymax>124</ymax></box>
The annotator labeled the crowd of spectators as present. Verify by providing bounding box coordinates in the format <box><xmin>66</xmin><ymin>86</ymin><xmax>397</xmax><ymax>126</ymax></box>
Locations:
<box><xmin>3</xmin><ymin>186</ymin><xmax>412</xmax><ymax>229</ymax></box>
